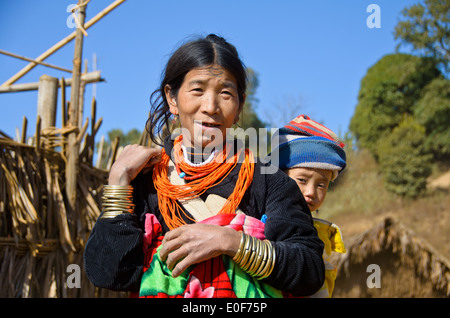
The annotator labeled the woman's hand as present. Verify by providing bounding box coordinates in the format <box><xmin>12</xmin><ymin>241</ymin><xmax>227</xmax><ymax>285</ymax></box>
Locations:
<box><xmin>159</xmin><ymin>223</ymin><xmax>241</xmax><ymax>277</ymax></box>
<box><xmin>108</xmin><ymin>144</ymin><xmax>162</xmax><ymax>185</ymax></box>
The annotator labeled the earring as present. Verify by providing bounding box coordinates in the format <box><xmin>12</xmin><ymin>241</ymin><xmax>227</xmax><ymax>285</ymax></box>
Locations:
<box><xmin>234</xmin><ymin>116</ymin><xmax>242</xmax><ymax>128</ymax></box>
<box><xmin>171</xmin><ymin>114</ymin><xmax>179</xmax><ymax>125</ymax></box>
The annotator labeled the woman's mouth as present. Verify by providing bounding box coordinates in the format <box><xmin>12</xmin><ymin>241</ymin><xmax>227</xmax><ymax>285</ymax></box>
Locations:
<box><xmin>202</xmin><ymin>122</ymin><xmax>221</xmax><ymax>128</ymax></box>
<box><xmin>195</xmin><ymin>121</ymin><xmax>221</xmax><ymax>129</ymax></box>
<box><xmin>192</xmin><ymin>121</ymin><xmax>225</xmax><ymax>146</ymax></box>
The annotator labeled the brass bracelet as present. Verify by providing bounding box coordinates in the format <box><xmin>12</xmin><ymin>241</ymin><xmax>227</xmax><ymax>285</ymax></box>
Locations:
<box><xmin>247</xmin><ymin>239</ymin><xmax>265</xmax><ymax>274</ymax></box>
<box><xmin>253</xmin><ymin>240</ymin><xmax>270</xmax><ymax>277</ymax></box>
<box><xmin>242</xmin><ymin>236</ymin><xmax>258</xmax><ymax>271</ymax></box>
<box><xmin>101</xmin><ymin>211</ymin><xmax>125</xmax><ymax>219</ymax></box>
<box><xmin>232</xmin><ymin>233</ymin><xmax>276</xmax><ymax>280</ymax></box>
<box><xmin>232</xmin><ymin>232</ymin><xmax>246</xmax><ymax>264</ymax></box>
<box><xmin>256</xmin><ymin>240</ymin><xmax>276</xmax><ymax>280</ymax></box>
<box><xmin>238</xmin><ymin>233</ymin><xmax>253</xmax><ymax>268</ymax></box>
<box><xmin>100</xmin><ymin>184</ymin><xmax>135</xmax><ymax>219</ymax></box>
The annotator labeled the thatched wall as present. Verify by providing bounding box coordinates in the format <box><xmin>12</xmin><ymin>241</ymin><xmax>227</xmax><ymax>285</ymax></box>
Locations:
<box><xmin>332</xmin><ymin>217</ymin><xmax>450</xmax><ymax>297</ymax></box>
<box><xmin>0</xmin><ymin>134</ymin><xmax>125</xmax><ymax>297</ymax></box>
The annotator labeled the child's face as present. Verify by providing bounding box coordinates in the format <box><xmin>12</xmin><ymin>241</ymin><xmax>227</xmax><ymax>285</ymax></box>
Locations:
<box><xmin>285</xmin><ymin>167</ymin><xmax>332</xmax><ymax>213</ymax></box>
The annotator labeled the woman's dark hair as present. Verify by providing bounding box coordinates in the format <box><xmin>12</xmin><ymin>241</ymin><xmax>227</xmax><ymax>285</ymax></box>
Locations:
<box><xmin>146</xmin><ymin>34</ymin><xmax>248</xmax><ymax>146</ymax></box>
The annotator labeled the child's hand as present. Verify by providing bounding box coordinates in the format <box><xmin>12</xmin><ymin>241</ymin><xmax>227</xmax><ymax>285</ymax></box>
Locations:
<box><xmin>108</xmin><ymin>144</ymin><xmax>162</xmax><ymax>185</ymax></box>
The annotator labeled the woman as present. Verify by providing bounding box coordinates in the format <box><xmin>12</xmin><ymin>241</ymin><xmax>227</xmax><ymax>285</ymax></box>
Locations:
<box><xmin>84</xmin><ymin>34</ymin><xmax>325</xmax><ymax>297</ymax></box>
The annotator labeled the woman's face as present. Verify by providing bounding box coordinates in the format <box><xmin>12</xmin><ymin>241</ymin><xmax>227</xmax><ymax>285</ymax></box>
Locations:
<box><xmin>165</xmin><ymin>65</ymin><xmax>243</xmax><ymax>149</ymax></box>
<box><xmin>285</xmin><ymin>167</ymin><xmax>332</xmax><ymax>213</ymax></box>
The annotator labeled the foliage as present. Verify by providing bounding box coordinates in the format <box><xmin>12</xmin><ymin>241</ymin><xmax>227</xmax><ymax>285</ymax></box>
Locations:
<box><xmin>349</xmin><ymin>53</ymin><xmax>440</xmax><ymax>156</ymax></box>
<box><xmin>349</xmin><ymin>0</ymin><xmax>450</xmax><ymax>198</ymax></box>
<box><xmin>239</xmin><ymin>68</ymin><xmax>267</xmax><ymax>130</ymax></box>
<box><xmin>106</xmin><ymin>128</ymin><xmax>141</xmax><ymax>147</ymax></box>
<box><xmin>232</xmin><ymin>68</ymin><xmax>269</xmax><ymax>156</ymax></box>
<box><xmin>377</xmin><ymin>117</ymin><xmax>432</xmax><ymax>198</ymax></box>
<box><xmin>394</xmin><ymin>0</ymin><xmax>450</xmax><ymax>73</ymax></box>
<box><xmin>96</xmin><ymin>128</ymin><xmax>142</xmax><ymax>169</ymax></box>
<box><xmin>349</xmin><ymin>52</ymin><xmax>449</xmax><ymax>198</ymax></box>
<box><xmin>414</xmin><ymin>77</ymin><xmax>450</xmax><ymax>160</ymax></box>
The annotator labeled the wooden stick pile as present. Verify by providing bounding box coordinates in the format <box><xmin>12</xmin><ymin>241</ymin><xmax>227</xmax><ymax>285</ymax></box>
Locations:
<box><xmin>0</xmin><ymin>97</ymin><xmax>127</xmax><ymax>297</ymax></box>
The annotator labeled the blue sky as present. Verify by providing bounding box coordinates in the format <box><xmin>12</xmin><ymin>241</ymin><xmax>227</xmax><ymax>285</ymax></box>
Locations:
<box><xmin>0</xmin><ymin>0</ymin><xmax>418</xmax><ymax>143</ymax></box>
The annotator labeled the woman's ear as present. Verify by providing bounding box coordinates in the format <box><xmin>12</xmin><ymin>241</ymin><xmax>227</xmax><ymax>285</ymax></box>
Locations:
<box><xmin>164</xmin><ymin>84</ymin><xmax>178</xmax><ymax>115</ymax></box>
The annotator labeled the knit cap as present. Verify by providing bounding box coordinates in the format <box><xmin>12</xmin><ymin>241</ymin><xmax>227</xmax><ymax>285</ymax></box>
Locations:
<box><xmin>270</xmin><ymin>115</ymin><xmax>346</xmax><ymax>181</ymax></box>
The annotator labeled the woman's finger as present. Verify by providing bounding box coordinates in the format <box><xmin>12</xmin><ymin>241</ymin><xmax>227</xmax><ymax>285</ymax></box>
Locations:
<box><xmin>159</xmin><ymin>228</ymin><xmax>183</xmax><ymax>261</ymax></box>
<box><xmin>171</xmin><ymin>254</ymin><xmax>193</xmax><ymax>278</ymax></box>
<box><xmin>165</xmin><ymin>245</ymin><xmax>188</xmax><ymax>271</ymax></box>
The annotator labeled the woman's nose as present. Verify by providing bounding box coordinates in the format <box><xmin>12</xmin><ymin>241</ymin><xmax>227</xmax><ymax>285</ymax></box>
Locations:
<box><xmin>201</xmin><ymin>93</ymin><xmax>219</xmax><ymax>115</ymax></box>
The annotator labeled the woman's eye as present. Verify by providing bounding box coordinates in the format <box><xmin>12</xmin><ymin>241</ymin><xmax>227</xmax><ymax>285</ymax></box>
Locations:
<box><xmin>221</xmin><ymin>90</ymin><xmax>234</xmax><ymax>98</ymax></box>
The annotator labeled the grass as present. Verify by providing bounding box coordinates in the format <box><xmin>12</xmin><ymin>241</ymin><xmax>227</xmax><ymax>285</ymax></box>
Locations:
<box><xmin>318</xmin><ymin>147</ymin><xmax>450</xmax><ymax>259</ymax></box>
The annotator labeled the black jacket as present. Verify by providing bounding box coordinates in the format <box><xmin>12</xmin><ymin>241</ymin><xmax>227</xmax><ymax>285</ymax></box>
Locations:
<box><xmin>84</xmin><ymin>138</ymin><xmax>325</xmax><ymax>296</ymax></box>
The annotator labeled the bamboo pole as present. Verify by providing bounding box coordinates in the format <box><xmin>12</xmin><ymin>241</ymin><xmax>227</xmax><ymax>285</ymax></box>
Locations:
<box><xmin>95</xmin><ymin>135</ymin><xmax>104</xmax><ymax>169</ymax></box>
<box><xmin>21</xmin><ymin>117</ymin><xmax>27</xmax><ymax>144</ymax></box>
<box><xmin>35</xmin><ymin>116</ymin><xmax>41</xmax><ymax>154</ymax></box>
<box><xmin>37</xmin><ymin>75</ymin><xmax>58</xmax><ymax>129</ymax></box>
<box><xmin>0</xmin><ymin>49</ymin><xmax>72</xmax><ymax>73</ymax></box>
<box><xmin>66</xmin><ymin>0</ymin><xmax>87</xmax><ymax>224</ymax></box>
<box><xmin>60</xmin><ymin>78</ymin><xmax>66</xmax><ymax>128</ymax></box>
<box><xmin>0</xmin><ymin>71</ymin><xmax>102</xmax><ymax>93</ymax></box>
<box><xmin>61</xmin><ymin>78</ymin><xmax>67</xmax><ymax>156</ymax></box>
<box><xmin>89</xmin><ymin>97</ymin><xmax>97</xmax><ymax>164</ymax></box>
<box><xmin>1</xmin><ymin>0</ymin><xmax>126</xmax><ymax>87</ymax></box>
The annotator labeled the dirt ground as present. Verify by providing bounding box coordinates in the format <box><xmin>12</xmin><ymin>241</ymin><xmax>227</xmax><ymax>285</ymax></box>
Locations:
<box><xmin>326</xmin><ymin>172</ymin><xmax>450</xmax><ymax>298</ymax></box>
<box><xmin>329</xmin><ymin>177</ymin><xmax>450</xmax><ymax>260</ymax></box>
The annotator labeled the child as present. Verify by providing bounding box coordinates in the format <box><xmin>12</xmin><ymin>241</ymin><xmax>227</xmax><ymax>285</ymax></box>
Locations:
<box><xmin>270</xmin><ymin>114</ymin><xmax>347</xmax><ymax>298</ymax></box>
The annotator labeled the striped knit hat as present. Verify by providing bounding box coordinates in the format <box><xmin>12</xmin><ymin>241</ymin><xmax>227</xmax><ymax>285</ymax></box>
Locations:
<box><xmin>270</xmin><ymin>115</ymin><xmax>346</xmax><ymax>181</ymax></box>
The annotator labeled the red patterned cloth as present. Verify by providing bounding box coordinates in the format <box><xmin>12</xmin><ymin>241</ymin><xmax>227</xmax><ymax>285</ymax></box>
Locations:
<box><xmin>133</xmin><ymin>213</ymin><xmax>284</xmax><ymax>298</ymax></box>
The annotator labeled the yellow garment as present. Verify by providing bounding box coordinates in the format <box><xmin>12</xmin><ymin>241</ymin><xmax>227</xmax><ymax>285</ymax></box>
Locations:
<box><xmin>310</xmin><ymin>218</ymin><xmax>346</xmax><ymax>298</ymax></box>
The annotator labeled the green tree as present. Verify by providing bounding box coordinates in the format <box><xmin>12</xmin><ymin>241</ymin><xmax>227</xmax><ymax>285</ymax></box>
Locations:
<box><xmin>97</xmin><ymin>128</ymin><xmax>142</xmax><ymax>169</ymax></box>
<box><xmin>414</xmin><ymin>77</ymin><xmax>450</xmax><ymax>160</ymax></box>
<box><xmin>239</xmin><ymin>68</ymin><xmax>267</xmax><ymax>130</ymax></box>
<box><xmin>233</xmin><ymin>68</ymin><xmax>269</xmax><ymax>156</ymax></box>
<box><xmin>377</xmin><ymin>117</ymin><xmax>432</xmax><ymax>198</ymax></box>
<box><xmin>107</xmin><ymin>128</ymin><xmax>141</xmax><ymax>147</ymax></box>
<box><xmin>349</xmin><ymin>53</ymin><xmax>440</xmax><ymax>156</ymax></box>
<box><xmin>394</xmin><ymin>0</ymin><xmax>450</xmax><ymax>72</ymax></box>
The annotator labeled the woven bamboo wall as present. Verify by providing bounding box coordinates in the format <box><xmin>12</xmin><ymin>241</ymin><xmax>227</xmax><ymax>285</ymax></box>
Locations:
<box><xmin>0</xmin><ymin>113</ymin><xmax>125</xmax><ymax>298</ymax></box>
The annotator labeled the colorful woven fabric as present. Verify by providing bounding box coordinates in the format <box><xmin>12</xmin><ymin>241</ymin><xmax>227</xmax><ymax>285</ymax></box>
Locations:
<box><xmin>136</xmin><ymin>213</ymin><xmax>286</xmax><ymax>298</ymax></box>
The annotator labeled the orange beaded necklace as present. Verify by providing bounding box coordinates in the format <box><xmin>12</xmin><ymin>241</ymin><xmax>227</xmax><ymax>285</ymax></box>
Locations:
<box><xmin>152</xmin><ymin>135</ymin><xmax>255</xmax><ymax>230</ymax></box>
